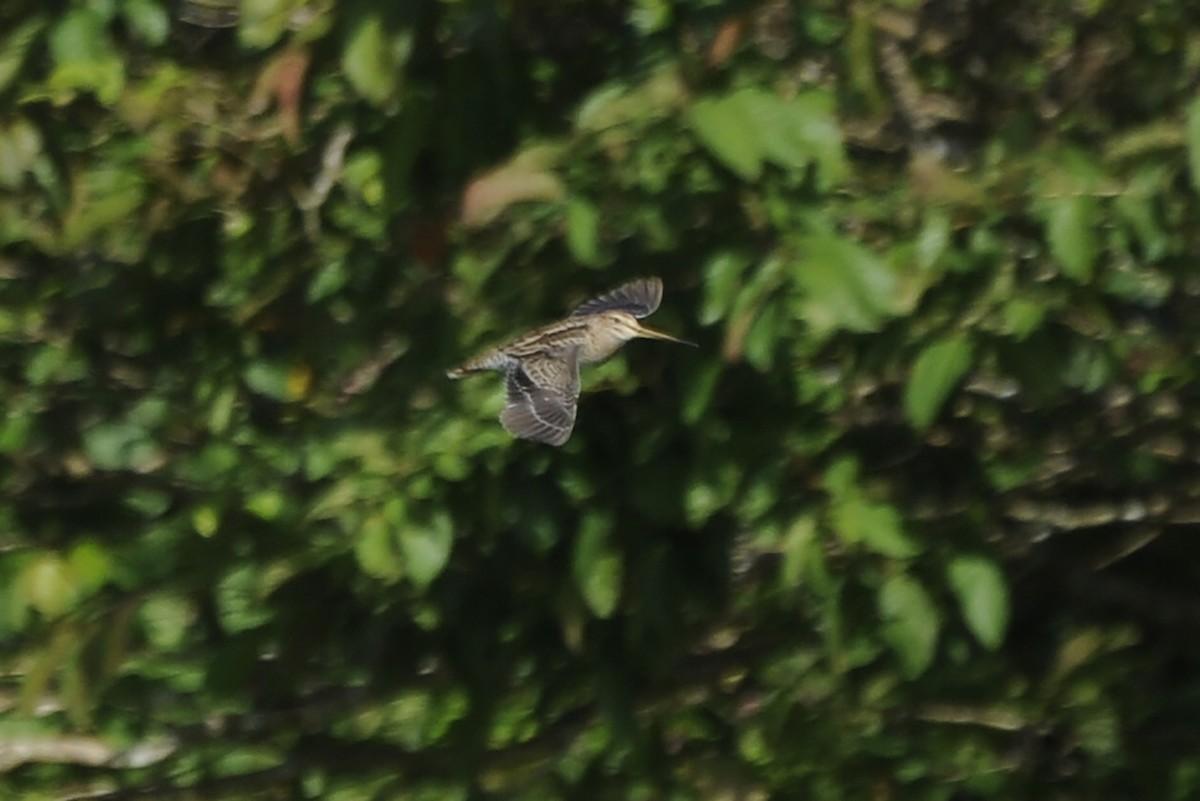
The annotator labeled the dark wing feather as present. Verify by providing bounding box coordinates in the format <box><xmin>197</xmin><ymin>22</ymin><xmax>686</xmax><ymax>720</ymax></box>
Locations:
<box><xmin>570</xmin><ymin>277</ymin><xmax>663</xmax><ymax>319</ymax></box>
<box><xmin>499</xmin><ymin>350</ymin><xmax>581</xmax><ymax>445</ymax></box>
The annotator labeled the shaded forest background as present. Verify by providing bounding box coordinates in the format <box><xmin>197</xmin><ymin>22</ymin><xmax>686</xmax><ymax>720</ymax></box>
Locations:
<box><xmin>4</xmin><ymin>0</ymin><xmax>1200</xmax><ymax>798</ymax></box>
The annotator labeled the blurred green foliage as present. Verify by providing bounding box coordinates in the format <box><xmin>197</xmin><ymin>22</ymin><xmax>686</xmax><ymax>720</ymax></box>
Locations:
<box><xmin>3</xmin><ymin>0</ymin><xmax>1200</xmax><ymax>799</ymax></box>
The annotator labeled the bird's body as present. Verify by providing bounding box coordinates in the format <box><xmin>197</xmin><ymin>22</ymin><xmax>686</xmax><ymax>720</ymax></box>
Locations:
<box><xmin>447</xmin><ymin>277</ymin><xmax>693</xmax><ymax>445</ymax></box>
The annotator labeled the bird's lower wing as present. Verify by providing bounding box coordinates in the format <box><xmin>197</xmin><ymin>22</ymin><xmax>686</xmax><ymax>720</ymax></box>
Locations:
<box><xmin>500</xmin><ymin>351</ymin><xmax>580</xmax><ymax>446</ymax></box>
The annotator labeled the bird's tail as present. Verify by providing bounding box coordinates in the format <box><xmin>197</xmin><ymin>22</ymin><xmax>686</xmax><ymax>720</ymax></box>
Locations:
<box><xmin>446</xmin><ymin>349</ymin><xmax>510</xmax><ymax>379</ymax></box>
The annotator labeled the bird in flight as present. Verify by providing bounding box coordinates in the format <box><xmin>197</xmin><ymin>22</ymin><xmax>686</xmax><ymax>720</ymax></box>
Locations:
<box><xmin>447</xmin><ymin>277</ymin><xmax>694</xmax><ymax>445</ymax></box>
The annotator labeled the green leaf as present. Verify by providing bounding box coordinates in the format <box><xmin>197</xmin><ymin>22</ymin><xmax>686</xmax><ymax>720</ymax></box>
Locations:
<box><xmin>914</xmin><ymin>210</ymin><xmax>951</xmax><ymax>274</ymax></box>
<box><xmin>1114</xmin><ymin>166</ymin><xmax>1171</xmax><ymax>262</ymax></box>
<box><xmin>680</xmin><ymin>360</ymin><xmax>722</xmax><ymax>426</ymax></box>
<box><xmin>0</xmin><ymin>117</ymin><xmax>42</xmax><ymax>189</ymax></box>
<box><xmin>780</xmin><ymin>515</ymin><xmax>828</xmax><ymax>591</ymax></box>
<box><xmin>245</xmin><ymin>490</ymin><xmax>286</xmax><ymax>521</ymax></box>
<box><xmin>192</xmin><ymin>505</ymin><xmax>220</xmax><ymax>538</ymax></box>
<box><xmin>61</xmin><ymin>167</ymin><xmax>146</xmax><ymax>254</ymax></box>
<box><xmin>48</xmin><ymin>9</ymin><xmax>126</xmax><ymax>104</ymax></box>
<box><xmin>1187</xmin><ymin>95</ymin><xmax>1200</xmax><ymax>193</ymax></box>
<box><xmin>946</xmin><ymin>555</ymin><xmax>1010</xmax><ymax>650</ymax></box>
<box><xmin>688</xmin><ymin>95</ymin><xmax>763</xmax><ymax>180</ymax></box>
<box><xmin>794</xmin><ymin>229</ymin><xmax>903</xmax><ymax>336</ymax></box>
<box><xmin>573</xmin><ymin>515</ymin><xmax>622</xmax><ymax>618</ymax></box>
<box><xmin>0</xmin><ymin>17</ymin><xmax>45</xmax><ymax>94</ymax></box>
<box><xmin>68</xmin><ymin>540</ymin><xmax>111</xmax><ymax>593</ymax></box>
<box><xmin>238</xmin><ymin>0</ymin><xmax>294</xmax><ymax>49</ymax></box>
<box><xmin>575</xmin><ymin>67</ymin><xmax>686</xmax><ymax>132</ymax></box>
<box><xmin>742</xmin><ymin>296</ymin><xmax>779</xmax><ymax>372</ymax></box>
<box><xmin>786</xmin><ymin>92</ymin><xmax>848</xmax><ymax>189</ymax></box>
<box><xmin>1044</xmin><ymin>195</ymin><xmax>1098</xmax><ymax>281</ymax></box>
<box><xmin>831</xmin><ymin>496</ymin><xmax>919</xmax><ymax>559</ymax></box>
<box><xmin>630</xmin><ymin>0</ymin><xmax>672</xmax><ymax>34</ymax></box>
<box><xmin>18</xmin><ymin>554</ymin><xmax>79</xmax><ymax>617</ymax></box>
<box><xmin>243</xmin><ymin>360</ymin><xmax>291</xmax><ymax>401</ymax></box>
<box><xmin>82</xmin><ymin>420</ymin><xmax>155</xmax><ymax>471</ymax></box>
<box><xmin>356</xmin><ymin>514</ymin><xmax>404</xmax><ymax>581</ymax></box>
<box><xmin>742</xmin><ymin>88</ymin><xmax>846</xmax><ymax>188</ymax></box>
<box><xmin>736</xmin><ymin>88</ymin><xmax>804</xmax><ymax>170</ymax></box>
<box><xmin>215</xmin><ymin>566</ymin><xmax>271</xmax><ymax>633</ymax></box>
<box><xmin>701</xmin><ymin>249</ymin><xmax>752</xmax><ymax>325</ymax></box>
<box><xmin>566</xmin><ymin>197</ymin><xmax>601</xmax><ymax>265</ymax></box>
<box><xmin>904</xmin><ymin>335</ymin><xmax>974</xmax><ymax>430</ymax></box>
<box><xmin>399</xmin><ymin>511</ymin><xmax>454</xmax><ymax>589</ymax></box>
<box><xmin>824</xmin><ymin>457</ymin><xmax>920</xmax><ymax>558</ymax></box>
<box><xmin>879</xmin><ymin>573</ymin><xmax>941</xmax><ymax>678</ymax></box>
<box><xmin>341</xmin><ymin>13</ymin><xmax>411</xmax><ymax>106</ymax></box>
<box><xmin>140</xmin><ymin>594</ymin><xmax>196</xmax><ymax>650</ymax></box>
<box><xmin>822</xmin><ymin>456</ymin><xmax>859</xmax><ymax>495</ymax></box>
<box><xmin>122</xmin><ymin>0</ymin><xmax>170</xmax><ymax>45</ymax></box>
<box><xmin>1001</xmin><ymin>297</ymin><xmax>1045</xmax><ymax>340</ymax></box>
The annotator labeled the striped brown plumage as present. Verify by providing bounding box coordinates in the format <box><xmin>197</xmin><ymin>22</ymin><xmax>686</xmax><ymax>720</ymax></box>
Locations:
<box><xmin>447</xmin><ymin>277</ymin><xmax>693</xmax><ymax>445</ymax></box>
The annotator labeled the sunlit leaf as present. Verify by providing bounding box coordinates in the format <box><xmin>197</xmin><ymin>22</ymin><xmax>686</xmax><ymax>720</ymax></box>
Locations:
<box><xmin>68</xmin><ymin>540</ymin><xmax>111</xmax><ymax>593</ymax></box>
<box><xmin>742</xmin><ymin>296</ymin><xmax>780</xmax><ymax>371</ymax></box>
<box><xmin>341</xmin><ymin>12</ymin><xmax>411</xmax><ymax>105</ymax></box>
<box><xmin>122</xmin><ymin>0</ymin><xmax>170</xmax><ymax>45</ymax></box>
<box><xmin>1113</xmin><ymin>166</ymin><xmax>1171</xmax><ymax>262</ymax></box>
<box><xmin>787</xmin><ymin>92</ymin><xmax>848</xmax><ymax>189</ymax></box>
<box><xmin>357</xmin><ymin>514</ymin><xmax>404</xmax><ymax>582</ymax></box>
<box><xmin>216</xmin><ymin>566</ymin><xmax>271</xmax><ymax>633</ymax></box>
<box><xmin>245</xmin><ymin>490</ymin><xmax>286</xmax><ymax>520</ymax></box>
<box><xmin>735</xmin><ymin>88</ymin><xmax>803</xmax><ymax>170</ymax></box>
<box><xmin>575</xmin><ymin>67</ymin><xmax>686</xmax><ymax>133</ymax></box>
<box><xmin>825</xmin><ymin>457</ymin><xmax>920</xmax><ymax>558</ymax></box>
<box><xmin>193</xmin><ymin>505</ymin><xmax>220</xmax><ymax>538</ymax></box>
<box><xmin>0</xmin><ymin>17</ymin><xmax>45</xmax><ymax>93</ymax></box>
<box><xmin>0</xmin><ymin>116</ymin><xmax>43</xmax><ymax>188</ymax></box>
<box><xmin>47</xmin><ymin>9</ymin><xmax>125</xmax><ymax>104</ymax></box>
<box><xmin>914</xmin><ymin>210</ymin><xmax>951</xmax><ymax>273</ymax></box>
<box><xmin>794</xmin><ymin>229</ymin><xmax>903</xmax><ymax>336</ymax></box>
<box><xmin>399</xmin><ymin>511</ymin><xmax>454</xmax><ymax>589</ymax></box>
<box><xmin>831</xmin><ymin>496</ymin><xmax>919</xmax><ymax>559</ymax></box>
<box><xmin>946</xmin><ymin>555</ymin><xmax>1010</xmax><ymax>650</ymax></box>
<box><xmin>780</xmin><ymin>515</ymin><xmax>826</xmax><ymax>591</ymax></box>
<box><xmin>400</xmin><ymin>520</ymin><xmax>451</xmax><ymax>587</ymax></box>
<box><xmin>741</xmin><ymin>88</ymin><xmax>847</xmax><ymax>188</ymax></box>
<box><xmin>61</xmin><ymin>166</ymin><xmax>146</xmax><ymax>255</ymax></box>
<box><xmin>239</xmin><ymin>0</ymin><xmax>295</xmax><ymax>49</ymax></box>
<box><xmin>140</xmin><ymin>594</ymin><xmax>196</xmax><ymax>650</ymax></box>
<box><xmin>701</xmin><ymin>250</ymin><xmax>752</xmax><ymax>325</ymax></box>
<box><xmin>1187</xmin><ymin>94</ymin><xmax>1200</xmax><ymax>193</ymax></box>
<box><xmin>566</xmin><ymin>197</ymin><xmax>601</xmax><ymax>265</ymax></box>
<box><xmin>573</xmin><ymin>515</ymin><xmax>622</xmax><ymax>618</ymax></box>
<box><xmin>688</xmin><ymin>94</ymin><xmax>763</xmax><ymax>180</ymax></box>
<box><xmin>82</xmin><ymin>420</ymin><xmax>155</xmax><ymax>471</ymax></box>
<box><xmin>243</xmin><ymin>360</ymin><xmax>292</xmax><ymax>401</ymax></box>
<box><xmin>1001</xmin><ymin>297</ymin><xmax>1044</xmax><ymax>339</ymax></box>
<box><xmin>18</xmin><ymin>554</ymin><xmax>78</xmax><ymax>617</ymax></box>
<box><xmin>904</xmin><ymin>335</ymin><xmax>974</xmax><ymax>431</ymax></box>
<box><xmin>1044</xmin><ymin>195</ymin><xmax>1097</xmax><ymax>281</ymax></box>
<box><xmin>879</xmin><ymin>573</ymin><xmax>941</xmax><ymax>678</ymax></box>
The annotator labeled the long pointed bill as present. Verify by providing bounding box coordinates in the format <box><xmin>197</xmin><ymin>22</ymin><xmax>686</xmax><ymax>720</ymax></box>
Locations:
<box><xmin>633</xmin><ymin>322</ymin><xmax>697</xmax><ymax>347</ymax></box>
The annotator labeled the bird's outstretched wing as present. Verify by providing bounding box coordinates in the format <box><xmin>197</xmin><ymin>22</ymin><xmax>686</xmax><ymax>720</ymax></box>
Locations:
<box><xmin>499</xmin><ymin>349</ymin><xmax>581</xmax><ymax>446</ymax></box>
<box><xmin>570</xmin><ymin>277</ymin><xmax>663</xmax><ymax>319</ymax></box>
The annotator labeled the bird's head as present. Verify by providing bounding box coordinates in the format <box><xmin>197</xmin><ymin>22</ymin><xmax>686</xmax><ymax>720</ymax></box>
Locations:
<box><xmin>599</xmin><ymin>310</ymin><xmax>695</xmax><ymax>346</ymax></box>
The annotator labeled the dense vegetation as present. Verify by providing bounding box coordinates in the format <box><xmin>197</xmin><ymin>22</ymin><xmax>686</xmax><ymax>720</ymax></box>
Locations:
<box><xmin>5</xmin><ymin>1</ymin><xmax>1200</xmax><ymax>798</ymax></box>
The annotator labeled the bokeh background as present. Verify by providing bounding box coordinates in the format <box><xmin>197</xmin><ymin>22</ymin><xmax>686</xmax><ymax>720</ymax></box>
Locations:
<box><xmin>4</xmin><ymin>1</ymin><xmax>1200</xmax><ymax>798</ymax></box>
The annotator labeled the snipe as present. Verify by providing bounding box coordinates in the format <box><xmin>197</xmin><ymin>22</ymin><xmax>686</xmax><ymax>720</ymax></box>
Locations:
<box><xmin>447</xmin><ymin>277</ymin><xmax>694</xmax><ymax>445</ymax></box>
